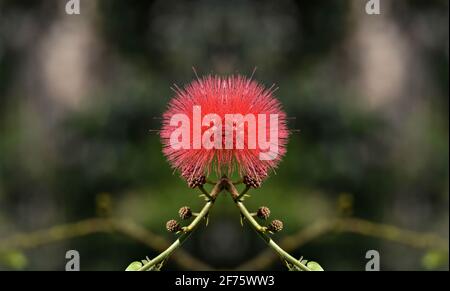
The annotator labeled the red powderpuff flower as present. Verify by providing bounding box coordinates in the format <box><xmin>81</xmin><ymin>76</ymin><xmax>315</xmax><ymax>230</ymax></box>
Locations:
<box><xmin>160</xmin><ymin>75</ymin><xmax>289</xmax><ymax>185</ymax></box>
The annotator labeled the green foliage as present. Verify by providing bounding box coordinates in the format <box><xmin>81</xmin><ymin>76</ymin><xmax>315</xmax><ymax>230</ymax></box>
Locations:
<box><xmin>422</xmin><ymin>250</ymin><xmax>448</xmax><ymax>270</ymax></box>
<box><xmin>306</xmin><ymin>261</ymin><xmax>324</xmax><ymax>271</ymax></box>
<box><xmin>125</xmin><ymin>261</ymin><xmax>143</xmax><ymax>271</ymax></box>
<box><xmin>286</xmin><ymin>258</ymin><xmax>324</xmax><ymax>271</ymax></box>
<box><xmin>0</xmin><ymin>250</ymin><xmax>28</xmax><ymax>270</ymax></box>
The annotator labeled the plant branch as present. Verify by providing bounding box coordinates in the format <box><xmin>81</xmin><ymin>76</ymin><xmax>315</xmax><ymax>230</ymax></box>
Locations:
<box><xmin>224</xmin><ymin>179</ymin><xmax>311</xmax><ymax>271</ymax></box>
<box><xmin>113</xmin><ymin>220</ymin><xmax>213</xmax><ymax>270</ymax></box>
<box><xmin>0</xmin><ymin>218</ymin><xmax>213</xmax><ymax>270</ymax></box>
<box><xmin>235</xmin><ymin>219</ymin><xmax>334</xmax><ymax>270</ymax></box>
<box><xmin>0</xmin><ymin>218</ymin><xmax>113</xmax><ymax>250</ymax></box>
<box><xmin>136</xmin><ymin>180</ymin><xmax>224</xmax><ymax>271</ymax></box>
<box><xmin>335</xmin><ymin>217</ymin><xmax>449</xmax><ymax>250</ymax></box>
<box><xmin>236</xmin><ymin>217</ymin><xmax>449</xmax><ymax>270</ymax></box>
<box><xmin>235</xmin><ymin>185</ymin><xmax>251</xmax><ymax>202</ymax></box>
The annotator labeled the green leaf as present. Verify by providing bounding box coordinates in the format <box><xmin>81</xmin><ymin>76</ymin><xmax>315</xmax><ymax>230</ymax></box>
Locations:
<box><xmin>422</xmin><ymin>250</ymin><xmax>448</xmax><ymax>270</ymax></box>
<box><xmin>0</xmin><ymin>250</ymin><xmax>28</xmax><ymax>270</ymax></box>
<box><xmin>306</xmin><ymin>261</ymin><xmax>324</xmax><ymax>271</ymax></box>
<box><xmin>125</xmin><ymin>261</ymin><xmax>143</xmax><ymax>271</ymax></box>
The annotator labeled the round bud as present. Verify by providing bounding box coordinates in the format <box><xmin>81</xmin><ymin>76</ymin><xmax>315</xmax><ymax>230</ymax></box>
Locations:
<box><xmin>268</xmin><ymin>219</ymin><xmax>283</xmax><ymax>233</ymax></box>
<box><xmin>178</xmin><ymin>206</ymin><xmax>192</xmax><ymax>220</ymax></box>
<box><xmin>243</xmin><ymin>175</ymin><xmax>262</xmax><ymax>188</ymax></box>
<box><xmin>166</xmin><ymin>219</ymin><xmax>181</xmax><ymax>233</ymax></box>
<box><xmin>257</xmin><ymin>206</ymin><xmax>271</xmax><ymax>220</ymax></box>
<box><xmin>188</xmin><ymin>175</ymin><xmax>206</xmax><ymax>188</ymax></box>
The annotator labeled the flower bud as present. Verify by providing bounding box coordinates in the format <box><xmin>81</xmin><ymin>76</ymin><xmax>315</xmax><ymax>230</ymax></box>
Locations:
<box><xmin>268</xmin><ymin>219</ymin><xmax>283</xmax><ymax>233</ymax></box>
<box><xmin>166</xmin><ymin>219</ymin><xmax>181</xmax><ymax>233</ymax></box>
<box><xmin>243</xmin><ymin>175</ymin><xmax>262</xmax><ymax>188</ymax></box>
<box><xmin>257</xmin><ymin>206</ymin><xmax>271</xmax><ymax>220</ymax></box>
<box><xmin>188</xmin><ymin>175</ymin><xmax>206</xmax><ymax>188</ymax></box>
<box><xmin>178</xmin><ymin>206</ymin><xmax>192</xmax><ymax>220</ymax></box>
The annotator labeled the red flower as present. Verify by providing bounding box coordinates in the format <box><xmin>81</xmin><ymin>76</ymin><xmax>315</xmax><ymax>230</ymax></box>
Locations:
<box><xmin>160</xmin><ymin>75</ymin><xmax>289</xmax><ymax>184</ymax></box>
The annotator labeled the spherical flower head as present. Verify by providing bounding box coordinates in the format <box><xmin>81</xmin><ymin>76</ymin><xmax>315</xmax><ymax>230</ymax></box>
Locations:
<box><xmin>268</xmin><ymin>220</ymin><xmax>284</xmax><ymax>233</ymax></box>
<box><xmin>166</xmin><ymin>219</ymin><xmax>181</xmax><ymax>233</ymax></box>
<box><xmin>178</xmin><ymin>206</ymin><xmax>192</xmax><ymax>220</ymax></box>
<box><xmin>160</xmin><ymin>75</ymin><xmax>289</xmax><ymax>184</ymax></box>
<box><xmin>257</xmin><ymin>206</ymin><xmax>271</xmax><ymax>220</ymax></box>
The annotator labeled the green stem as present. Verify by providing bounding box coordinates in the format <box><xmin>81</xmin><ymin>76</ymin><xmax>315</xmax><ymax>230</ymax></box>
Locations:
<box><xmin>137</xmin><ymin>181</ymin><xmax>223</xmax><ymax>271</ymax></box>
<box><xmin>138</xmin><ymin>201</ymin><xmax>214</xmax><ymax>271</ymax></box>
<box><xmin>183</xmin><ymin>200</ymin><xmax>213</xmax><ymax>232</ymax></box>
<box><xmin>226</xmin><ymin>179</ymin><xmax>311</xmax><ymax>271</ymax></box>
<box><xmin>235</xmin><ymin>200</ymin><xmax>310</xmax><ymax>271</ymax></box>
<box><xmin>236</xmin><ymin>201</ymin><xmax>267</xmax><ymax>233</ymax></box>
<box><xmin>235</xmin><ymin>185</ymin><xmax>250</xmax><ymax>201</ymax></box>
<box><xmin>198</xmin><ymin>185</ymin><xmax>214</xmax><ymax>200</ymax></box>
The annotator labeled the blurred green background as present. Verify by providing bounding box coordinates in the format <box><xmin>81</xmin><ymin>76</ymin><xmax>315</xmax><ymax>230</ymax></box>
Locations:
<box><xmin>0</xmin><ymin>0</ymin><xmax>448</xmax><ymax>271</ymax></box>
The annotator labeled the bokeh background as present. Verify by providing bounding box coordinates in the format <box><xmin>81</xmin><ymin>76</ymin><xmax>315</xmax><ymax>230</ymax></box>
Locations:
<box><xmin>0</xmin><ymin>0</ymin><xmax>448</xmax><ymax>271</ymax></box>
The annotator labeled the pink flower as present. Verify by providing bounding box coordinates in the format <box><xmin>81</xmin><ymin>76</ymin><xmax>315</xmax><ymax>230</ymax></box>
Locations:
<box><xmin>160</xmin><ymin>75</ymin><xmax>289</xmax><ymax>185</ymax></box>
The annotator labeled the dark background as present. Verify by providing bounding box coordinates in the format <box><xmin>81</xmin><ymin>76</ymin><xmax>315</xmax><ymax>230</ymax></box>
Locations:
<box><xmin>0</xmin><ymin>0</ymin><xmax>448</xmax><ymax>270</ymax></box>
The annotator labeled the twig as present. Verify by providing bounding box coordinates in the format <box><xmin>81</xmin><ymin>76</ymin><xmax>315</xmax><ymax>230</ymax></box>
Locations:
<box><xmin>235</xmin><ymin>219</ymin><xmax>335</xmax><ymax>270</ymax></box>
<box><xmin>224</xmin><ymin>179</ymin><xmax>311</xmax><ymax>271</ymax></box>
<box><xmin>112</xmin><ymin>220</ymin><xmax>213</xmax><ymax>270</ymax></box>
<box><xmin>137</xmin><ymin>180</ymin><xmax>224</xmax><ymax>271</ymax></box>
<box><xmin>0</xmin><ymin>218</ymin><xmax>113</xmax><ymax>250</ymax></box>
<box><xmin>2</xmin><ymin>188</ymin><xmax>446</xmax><ymax>271</ymax></box>
<box><xmin>236</xmin><ymin>217</ymin><xmax>449</xmax><ymax>270</ymax></box>
<box><xmin>335</xmin><ymin>217</ymin><xmax>449</xmax><ymax>251</ymax></box>
<box><xmin>0</xmin><ymin>218</ymin><xmax>213</xmax><ymax>270</ymax></box>
<box><xmin>235</xmin><ymin>185</ymin><xmax>251</xmax><ymax>202</ymax></box>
